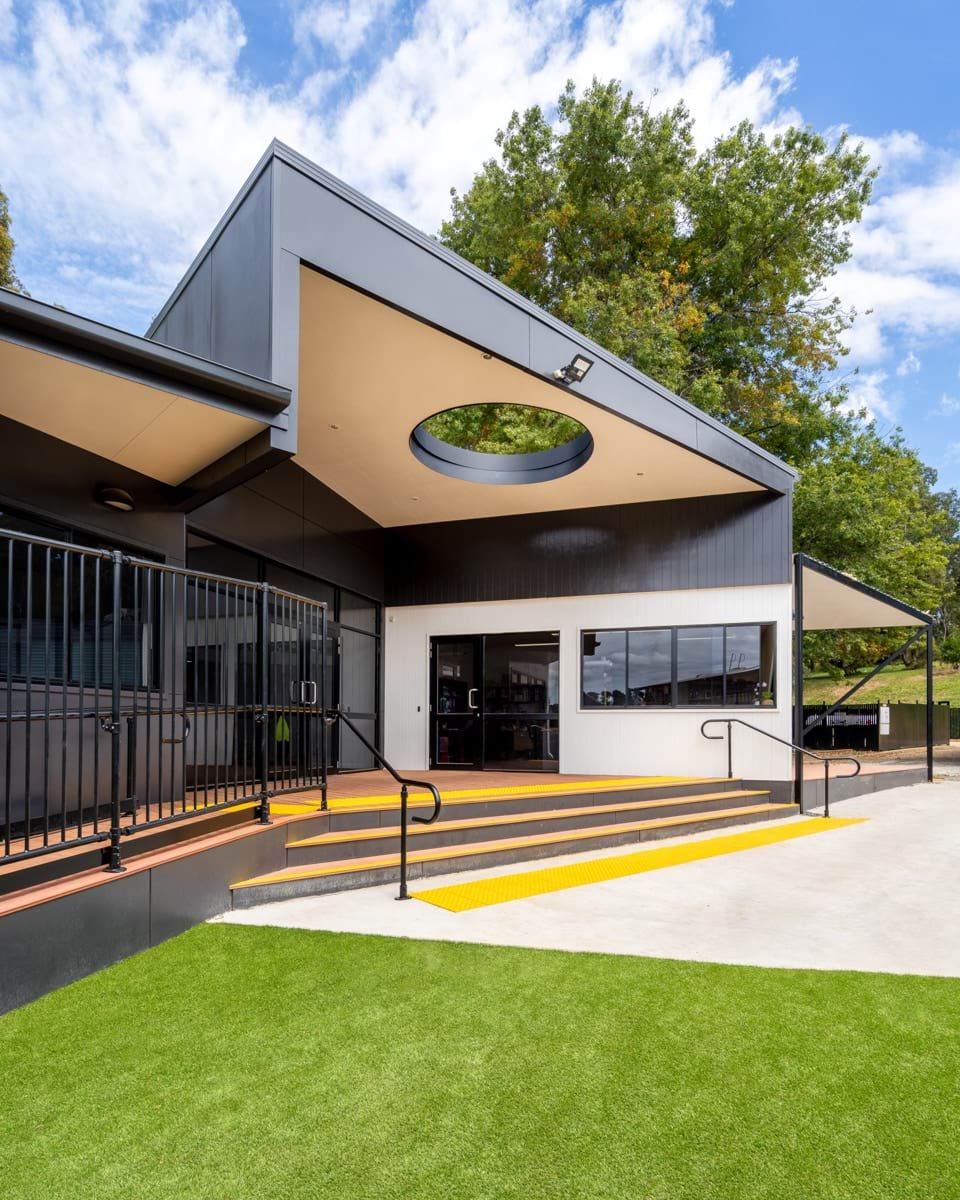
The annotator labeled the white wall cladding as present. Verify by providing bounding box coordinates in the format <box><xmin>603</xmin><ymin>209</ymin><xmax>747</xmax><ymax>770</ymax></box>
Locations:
<box><xmin>384</xmin><ymin>584</ymin><xmax>794</xmax><ymax>780</ymax></box>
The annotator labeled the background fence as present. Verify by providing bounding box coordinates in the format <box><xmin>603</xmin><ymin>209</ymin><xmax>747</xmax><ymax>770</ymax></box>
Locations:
<box><xmin>803</xmin><ymin>702</ymin><xmax>953</xmax><ymax>752</ymax></box>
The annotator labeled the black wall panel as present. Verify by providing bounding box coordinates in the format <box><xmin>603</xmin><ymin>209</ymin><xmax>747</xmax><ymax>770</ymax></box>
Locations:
<box><xmin>191</xmin><ymin>460</ymin><xmax>385</xmax><ymax>600</ymax></box>
<box><xmin>385</xmin><ymin>492</ymin><xmax>791</xmax><ymax>606</ymax></box>
<box><xmin>0</xmin><ymin>417</ymin><xmax>186</xmax><ymax>562</ymax></box>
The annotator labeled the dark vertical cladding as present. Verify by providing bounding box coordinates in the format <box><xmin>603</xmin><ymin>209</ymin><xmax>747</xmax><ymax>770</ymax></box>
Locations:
<box><xmin>191</xmin><ymin>461</ymin><xmax>385</xmax><ymax>601</ymax></box>
<box><xmin>0</xmin><ymin>417</ymin><xmax>185</xmax><ymax>562</ymax></box>
<box><xmin>385</xmin><ymin>492</ymin><xmax>791</xmax><ymax>606</ymax></box>
<box><xmin>151</xmin><ymin>165</ymin><xmax>273</xmax><ymax>381</ymax></box>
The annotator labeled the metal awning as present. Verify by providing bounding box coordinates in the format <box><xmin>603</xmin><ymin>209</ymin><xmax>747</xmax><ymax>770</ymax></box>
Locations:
<box><xmin>796</xmin><ymin>554</ymin><xmax>931</xmax><ymax>631</ymax></box>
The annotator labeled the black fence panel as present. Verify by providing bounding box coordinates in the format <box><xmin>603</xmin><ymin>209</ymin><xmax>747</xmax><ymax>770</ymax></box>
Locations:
<box><xmin>804</xmin><ymin>701</ymin><xmax>951</xmax><ymax>752</ymax></box>
<box><xmin>0</xmin><ymin>528</ymin><xmax>328</xmax><ymax>869</ymax></box>
<box><xmin>803</xmin><ymin>703</ymin><xmax>879</xmax><ymax>751</ymax></box>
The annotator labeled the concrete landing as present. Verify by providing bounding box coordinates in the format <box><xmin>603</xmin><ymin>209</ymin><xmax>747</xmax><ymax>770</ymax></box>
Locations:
<box><xmin>218</xmin><ymin>782</ymin><xmax>960</xmax><ymax>977</ymax></box>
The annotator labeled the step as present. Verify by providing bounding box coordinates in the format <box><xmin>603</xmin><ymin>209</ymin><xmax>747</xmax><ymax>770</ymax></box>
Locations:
<box><xmin>324</xmin><ymin>777</ymin><xmax>742</xmax><ymax>831</ymax></box>
<box><xmin>285</xmin><ymin>789</ymin><xmax>773</xmax><ymax>864</ymax></box>
<box><xmin>231</xmin><ymin>801</ymin><xmax>795</xmax><ymax>906</ymax></box>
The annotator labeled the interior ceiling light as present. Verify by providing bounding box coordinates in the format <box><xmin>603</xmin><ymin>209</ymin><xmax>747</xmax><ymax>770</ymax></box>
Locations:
<box><xmin>95</xmin><ymin>486</ymin><xmax>136</xmax><ymax>513</ymax></box>
<box><xmin>553</xmin><ymin>354</ymin><xmax>594</xmax><ymax>385</ymax></box>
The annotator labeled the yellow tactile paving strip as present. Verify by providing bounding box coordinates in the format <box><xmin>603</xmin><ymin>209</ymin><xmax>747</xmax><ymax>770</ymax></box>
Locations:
<box><xmin>412</xmin><ymin>817</ymin><xmax>867</xmax><ymax>912</ymax></box>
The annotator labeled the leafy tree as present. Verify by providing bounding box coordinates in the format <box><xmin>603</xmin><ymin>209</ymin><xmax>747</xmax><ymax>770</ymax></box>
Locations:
<box><xmin>0</xmin><ymin>185</ymin><xmax>25</xmax><ymax>293</ymax></box>
<box><xmin>437</xmin><ymin>79</ymin><xmax>874</xmax><ymax>466</ymax></box>
<box><xmin>425</xmin><ymin>404</ymin><xmax>584</xmax><ymax>454</ymax></box>
<box><xmin>942</xmin><ymin>631</ymin><xmax>960</xmax><ymax>669</ymax></box>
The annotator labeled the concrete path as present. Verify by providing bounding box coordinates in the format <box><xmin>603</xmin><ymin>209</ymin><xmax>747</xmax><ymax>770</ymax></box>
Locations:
<box><xmin>217</xmin><ymin>782</ymin><xmax>960</xmax><ymax>977</ymax></box>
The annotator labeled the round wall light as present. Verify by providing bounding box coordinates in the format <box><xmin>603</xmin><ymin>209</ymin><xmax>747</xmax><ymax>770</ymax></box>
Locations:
<box><xmin>95</xmin><ymin>486</ymin><xmax>136</xmax><ymax>513</ymax></box>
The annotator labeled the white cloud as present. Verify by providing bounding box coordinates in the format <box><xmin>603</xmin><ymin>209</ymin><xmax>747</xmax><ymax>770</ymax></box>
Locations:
<box><xmin>0</xmin><ymin>0</ymin><xmax>799</xmax><ymax>329</ymax></box>
<box><xmin>0</xmin><ymin>0</ymin><xmax>15</xmax><ymax>50</ymax></box>
<box><xmin>896</xmin><ymin>349</ymin><xmax>921</xmax><ymax>376</ymax></box>
<box><xmin>293</xmin><ymin>0</ymin><xmax>396</xmax><ymax>60</ymax></box>
<box><xmin>842</xmin><ymin>369</ymin><xmax>898</xmax><ymax>424</ymax></box>
<box><xmin>3</xmin><ymin>0</ymin><xmax>959</xmax><ymax>405</ymax></box>
<box><xmin>931</xmin><ymin>394</ymin><xmax>960</xmax><ymax>418</ymax></box>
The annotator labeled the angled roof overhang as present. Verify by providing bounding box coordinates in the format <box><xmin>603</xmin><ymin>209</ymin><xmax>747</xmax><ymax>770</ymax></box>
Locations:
<box><xmin>796</xmin><ymin>554</ymin><xmax>932</xmax><ymax>630</ymax></box>
<box><xmin>146</xmin><ymin>141</ymin><xmax>798</xmax><ymax>523</ymax></box>
<box><xmin>0</xmin><ymin>288</ymin><xmax>291</xmax><ymax>491</ymax></box>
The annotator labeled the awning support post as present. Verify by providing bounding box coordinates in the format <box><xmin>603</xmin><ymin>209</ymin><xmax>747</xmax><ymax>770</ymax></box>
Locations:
<box><xmin>793</xmin><ymin>553</ymin><xmax>805</xmax><ymax>810</ymax></box>
<box><xmin>926</xmin><ymin>624</ymin><xmax>934</xmax><ymax>783</ymax></box>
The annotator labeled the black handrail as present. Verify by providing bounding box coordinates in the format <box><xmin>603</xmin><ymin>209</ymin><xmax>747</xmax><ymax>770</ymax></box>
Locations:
<box><xmin>700</xmin><ymin>717</ymin><xmax>860</xmax><ymax>819</ymax></box>
<box><xmin>324</xmin><ymin>707</ymin><xmax>441</xmax><ymax>899</ymax></box>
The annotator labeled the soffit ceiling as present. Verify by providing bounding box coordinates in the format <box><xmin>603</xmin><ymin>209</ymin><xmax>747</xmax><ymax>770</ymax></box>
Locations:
<box><xmin>0</xmin><ymin>339</ymin><xmax>266</xmax><ymax>486</ymax></box>
<box><xmin>799</xmin><ymin>561</ymin><xmax>928</xmax><ymax>630</ymax></box>
<box><xmin>295</xmin><ymin>268</ymin><xmax>766</xmax><ymax>528</ymax></box>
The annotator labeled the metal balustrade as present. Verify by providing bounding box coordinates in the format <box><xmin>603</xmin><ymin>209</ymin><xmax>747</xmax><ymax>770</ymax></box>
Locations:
<box><xmin>0</xmin><ymin>528</ymin><xmax>329</xmax><ymax>873</ymax></box>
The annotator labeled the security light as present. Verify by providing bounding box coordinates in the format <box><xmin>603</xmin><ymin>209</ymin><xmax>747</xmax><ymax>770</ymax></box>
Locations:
<box><xmin>95</xmin><ymin>486</ymin><xmax>136</xmax><ymax>513</ymax></box>
<box><xmin>553</xmin><ymin>354</ymin><xmax>594</xmax><ymax>385</ymax></box>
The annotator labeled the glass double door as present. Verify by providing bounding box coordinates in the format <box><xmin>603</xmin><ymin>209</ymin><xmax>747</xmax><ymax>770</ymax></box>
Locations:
<box><xmin>430</xmin><ymin>632</ymin><xmax>560</xmax><ymax>772</ymax></box>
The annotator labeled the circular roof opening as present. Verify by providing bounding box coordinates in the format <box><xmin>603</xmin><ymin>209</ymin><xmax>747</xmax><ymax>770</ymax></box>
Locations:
<box><xmin>411</xmin><ymin>404</ymin><xmax>594</xmax><ymax>485</ymax></box>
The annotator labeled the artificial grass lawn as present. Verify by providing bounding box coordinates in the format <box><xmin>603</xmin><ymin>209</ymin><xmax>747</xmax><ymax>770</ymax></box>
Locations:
<box><xmin>1</xmin><ymin>926</ymin><xmax>958</xmax><ymax>1199</ymax></box>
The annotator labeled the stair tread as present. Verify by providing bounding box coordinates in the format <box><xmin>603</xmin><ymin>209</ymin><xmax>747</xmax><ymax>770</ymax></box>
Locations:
<box><xmin>233</xmin><ymin>802</ymin><xmax>793</xmax><ymax>888</ymax></box>
<box><xmin>289</xmin><ymin>789</ymin><xmax>772</xmax><ymax>847</ymax></box>
<box><xmin>329</xmin><ymin>776</ymin><xmax>733</xmax><ymax>814</ymax></box>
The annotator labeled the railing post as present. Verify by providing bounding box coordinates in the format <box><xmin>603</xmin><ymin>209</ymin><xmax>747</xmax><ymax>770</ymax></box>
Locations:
<box><xmin>397</xmin><ymin>783</ymin><xmax>409</xmax><ymax>901</ymax></box>
<box><xmin>823</xmin><ymin>761</ymin><xmax>830</xmax><ymax>819</ymax></box>
<box><xmin>726</xmin><ymin>720</ymin><xmax>733</xmax><ymax>779</ymax></box>
<box><xmin>320</xmin><ymin>604</ymin><xmax>328</xmax><ymax>812</ymax></box>
<box><xmin>105</xmin><ymin>550</ymin><xmax>125</xmax><ymax>873</ymax></box>
<box><xmin>257</xmin><ymin>581</ymin><xmax>271</xmax><ymax>825</ymax></box>
<box><xmin>926</xmin><ymin>624</ymin><xmax>934</xmax><ymax>783</ymax></box>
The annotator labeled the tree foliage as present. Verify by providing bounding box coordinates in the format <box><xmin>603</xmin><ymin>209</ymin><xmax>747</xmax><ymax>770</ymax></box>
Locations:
<box><xmin>438</xmin><ymin>80</ymin><xmax>960</xmax><ymax>657</ymax></box>
<box><xmin>425</xmin><ymin>403</ymin><xmax>584</xmax><ymax>454</ymax></box>
<box><xmin>440</xmin><ymin>79</ymin><xmax>873</xmax><ymax>465</ymax></box>
<box><xmin>0</xmin><ymin>184</ymin><xmax>25</xmax><ymax>293</ymax></box>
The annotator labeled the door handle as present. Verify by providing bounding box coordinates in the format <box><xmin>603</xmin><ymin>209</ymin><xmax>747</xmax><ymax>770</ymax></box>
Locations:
<box><xmin>300</xmin><ymin>680</ymin><xmax>318</xmax><ymax>705</ymax></box>
<box><xmin>468</xmin><ymin>687</ymin><xmax>479</xmax><ymax>711</ymax></box>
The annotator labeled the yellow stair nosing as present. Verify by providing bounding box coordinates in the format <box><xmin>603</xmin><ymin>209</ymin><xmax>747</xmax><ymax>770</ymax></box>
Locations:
<box><xmin>327</xmin><ymin>776</ymin><xmax>732</xmax><ymax>814</ymax></box>
<box><xmin>287</xmin><ymin>789</ymin><xmax>774</xmax><ymax>848</ymax></box>
<box><xmin>231</xmin><ymin>802</ymin><xmax>789</xmax><ymax>889</ymax></box>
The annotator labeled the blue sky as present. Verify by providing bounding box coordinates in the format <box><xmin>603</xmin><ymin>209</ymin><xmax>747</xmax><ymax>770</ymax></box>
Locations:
<box><xmin>1</xmin><ymin>0</ymin><xmax>959</xmax><ymax>488</ymax></box>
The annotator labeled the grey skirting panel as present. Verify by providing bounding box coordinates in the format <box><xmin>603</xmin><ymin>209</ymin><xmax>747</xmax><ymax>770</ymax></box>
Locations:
<box><xmin>0</xmin><ymin>825</ymin><xmax>289</xmax><ymax>1016</ymax></box>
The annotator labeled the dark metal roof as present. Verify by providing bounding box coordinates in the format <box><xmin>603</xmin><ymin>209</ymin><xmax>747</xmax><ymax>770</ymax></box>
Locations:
<box><xmin>0</xmin><ymin>287</ymin><xmax>291</xmax><ymax>420</ymax></box>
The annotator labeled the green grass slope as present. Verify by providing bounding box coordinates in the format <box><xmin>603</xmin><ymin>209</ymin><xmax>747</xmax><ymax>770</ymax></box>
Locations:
<box><xmin>804</xmin><ymin>662</ymin><xmax>960</xmax><ymax>705</ymax></box>
<box><xmin>1</xmin><ymin>925</ymin><xmax>958</xmax><ymax>1199</ymax></box>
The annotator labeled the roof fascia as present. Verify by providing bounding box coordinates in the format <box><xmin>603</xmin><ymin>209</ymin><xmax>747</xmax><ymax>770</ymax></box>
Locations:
<box><xmin>0</xmin><ymin>287</ymin><xmax>290</xmax><ymax>421</ymax></box>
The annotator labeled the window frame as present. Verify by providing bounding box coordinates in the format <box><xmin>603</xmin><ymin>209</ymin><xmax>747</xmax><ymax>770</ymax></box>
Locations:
<box><xmin>579</xmin><ymin>621</ymin><xmax>777</xmax><ymax>711</ymax></box>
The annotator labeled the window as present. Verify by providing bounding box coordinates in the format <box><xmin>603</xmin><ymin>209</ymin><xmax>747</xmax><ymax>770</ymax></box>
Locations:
<box><xmin>627</xmin><ymin>629</ymin><xmax>672</xmax><ymax>706</ymax></box>
<box><xmin>676</xmin><ymin>626</ymin><xmax>724</xmax><ymax>706</ymax></box>
<box><xmin>581</xmin><ymin>624</ymin><xmax>776</xmax><ymax>708</ymax></box>
<box><xmin>581</xmin><ymin>630</ymin><xmax>626</xmax><ymax>707</ymax></box>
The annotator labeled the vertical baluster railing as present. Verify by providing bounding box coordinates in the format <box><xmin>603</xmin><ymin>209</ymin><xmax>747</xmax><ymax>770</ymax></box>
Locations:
<box><xmin>258</xmin><ymin>580</ymin><xmax>271</xmax><ymax>825</ymax></box>
<box><xmin>105</xmin><ymin>550</ymin><xmax>124</xmax><ymax>873</ymax></box>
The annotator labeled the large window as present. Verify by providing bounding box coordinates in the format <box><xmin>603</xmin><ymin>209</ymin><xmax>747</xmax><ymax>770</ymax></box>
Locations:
<box><xmin>581</xmin><ymin>624</ymin><xmax>776</xmax><ymax>708</ymax></box>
